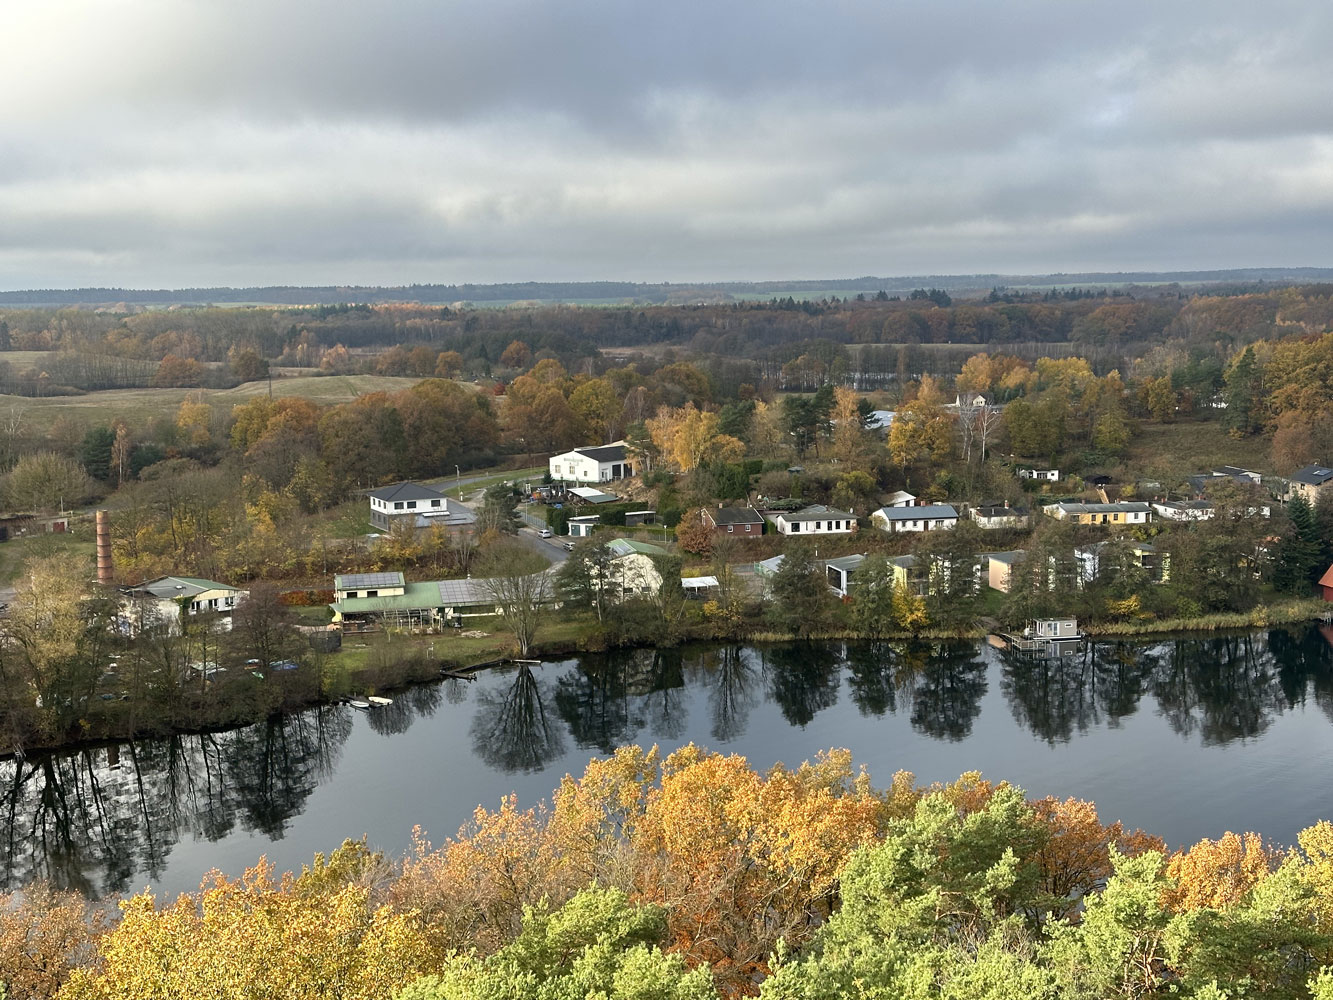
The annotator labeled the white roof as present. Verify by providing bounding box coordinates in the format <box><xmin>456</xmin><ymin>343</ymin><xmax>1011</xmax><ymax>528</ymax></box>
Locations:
<box><xmin>682</xmin><ymin>575</ymin><xmax>720</xmax><ymax>589</ymax></box>
<box><xmin>876</xmin><ymin>504</ymin><xmax>959</xmax><ymax>520</ymax></box>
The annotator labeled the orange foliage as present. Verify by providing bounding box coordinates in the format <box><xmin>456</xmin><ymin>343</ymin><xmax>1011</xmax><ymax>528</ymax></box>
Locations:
<box><xmin>1163</xmin><ymin>830</ymin><xmax>1277</xmax><ymax>911</ymax></box>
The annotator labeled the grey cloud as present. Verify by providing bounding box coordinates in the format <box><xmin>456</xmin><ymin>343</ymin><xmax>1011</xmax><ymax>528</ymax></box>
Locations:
<box><xmin>0</xmin><ymin>0</ymin><xmax>1331</xmax><ymax>287</ymax></box>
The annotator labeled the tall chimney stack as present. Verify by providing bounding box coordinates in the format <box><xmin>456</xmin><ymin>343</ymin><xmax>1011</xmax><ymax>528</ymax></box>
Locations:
<box><xmin>95</xmin><ymin>509</ymin><xmax>113</xmax><ymax>585</ymax></box>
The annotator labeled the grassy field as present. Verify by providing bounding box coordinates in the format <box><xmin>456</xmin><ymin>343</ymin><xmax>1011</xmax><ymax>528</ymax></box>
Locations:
<box><xmin>1122</xmin><ymin>419</ymin><xmax>1273</xmax><ymax>478</ymax></box>
<box><xmin>0</xmin><ymin>374</ymin><xmax>428</xmax><ymax>431</ymax></box>
<box><xmin>0</xmin><ymin>528</ymin><xmax>96</xmax><ymax>587</ymax></box>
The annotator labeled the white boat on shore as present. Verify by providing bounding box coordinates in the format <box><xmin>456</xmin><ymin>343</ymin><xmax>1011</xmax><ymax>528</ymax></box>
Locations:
<box><xmin>367</xmin><ymin>696</ymin><xmax>393</xmax><ymax>706</ymax></box>
<box><xmin>348</xmin><ymin>699</ymin><xmax>370</xmax><ymax>710</ymax></box>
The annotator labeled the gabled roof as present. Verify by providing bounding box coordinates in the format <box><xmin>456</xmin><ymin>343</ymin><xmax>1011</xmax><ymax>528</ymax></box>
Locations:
<box><xmin>367</xmin><ymin>482</ymin><xmax>446</xmax><ymax>503</ymax></box>
<box><xmin>705</xmin><ymin>505</ymin><xmax>764</xmax><ymax>526</ymax></box>
<box><xmin>973</xmin><ymin>503</ymin><xmax>1029</xmax><ymax>518</ymax></box>
<box><xmin>876</xmin><ymin>504</ymin><xmax>959</xmax><ymax>520</ymax></box>
<box><xmin>127</xmin><ymin>576</ymin><xmax>244</xmax><ymax>599</ymax></box>
<box><xmin>606</xmin><ymin>538</ymin><xmax>668</xmax><ymax>558</ymax></box>
<box><xmin>824</xmin><ymin>554</ymin><xmax>866</xmax><ymax>573</ymax></box>
<box><xmin>1319</xmin><ymin>564</ymin><xmax>1333</xmax><ymax>589</ymax></box>
<box><xmin>988</xmin><ymin>550</ymin><xmax>1027</xmax><ymax>565</ymax></box>
<box><xmin>884</xmin><ymin>490</ymin><xmax>916</xmax><ymax>504</ymax></box>
<box><xmin>1291</xmin><ymin>464</ymin><xmax>1333</xmax><ymax>486</ymax></box>
<box><xmin>778</xmin><ymin>504</ymin><xmax>856</xmax><ymax>522</ymax></box>
<box><xmin>573</xmin><ymin>443</ymin><xmax>628</xmax><ymax>463</ymax></box>
<box><xmin>334</xmin><ymin>572</ymin><xmax>405</xmax><ymax>591</ymax></box>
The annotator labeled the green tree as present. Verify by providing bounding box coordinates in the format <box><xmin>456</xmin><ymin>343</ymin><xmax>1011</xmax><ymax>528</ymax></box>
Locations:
<box><xmin>1274</xmin><ymin>493</ymin><xmax>1322</xmax><ymax>594</ymax></box>
<box><xmin>399</xmin><ymin>888</ymin><xmax>717</xmax><ymax>1000</ymax></box>
<box><xmin>2</xmin><ymin>451</ymin><xmax>95</xmax><ymax>513</ymax></box>
<box><xmin>79</xmin><ymin>426</ymin><xmax>116</xmax><ymax>481</ymax></box>
<box><xmin>478</xmin><ymin>483</ymin><xmax>521</xmax><ymax>535</ymax></box>
<box><xmin>767</xmin><ymin>543</ymin><xmax>836</xmax><ymax>637</ymax></box>
<box><xmin>850</xmin><ymin>554</ymin><xmax>895</xmax><ymax>639</ymax></box>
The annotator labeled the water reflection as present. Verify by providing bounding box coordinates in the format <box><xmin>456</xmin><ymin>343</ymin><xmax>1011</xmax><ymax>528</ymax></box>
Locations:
<box><xmin>7</xmin><ymin>627</ymin><xmax>1333</xmax><ymax>898</ymax></box>
<box><xmin>471</xmin><ymin>665</ymin><xmax>565</xmax><ymax>772</ymax></box>
<box><xmin>0</xmin><ymin>706</ymin><xmax>352</xmax><ymax>895</ymax></box>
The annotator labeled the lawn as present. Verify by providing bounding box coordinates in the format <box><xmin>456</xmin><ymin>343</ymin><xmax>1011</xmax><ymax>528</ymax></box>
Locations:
<box><xmin>1121</xmin><ymin>419</ymin><xmax>1273</xmax><ymax>479</ymax></box>
<box><xmin>0</xmin><ymin>527</ymin><xmax>96</xmax><ymax>587</ymax></box>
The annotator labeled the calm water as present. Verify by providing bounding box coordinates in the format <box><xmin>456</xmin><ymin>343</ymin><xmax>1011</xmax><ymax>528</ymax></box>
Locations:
<box><xmin>6</xmin><ymin>626</ymin><xmax>1333</xmax><ymax>898</ymax></box>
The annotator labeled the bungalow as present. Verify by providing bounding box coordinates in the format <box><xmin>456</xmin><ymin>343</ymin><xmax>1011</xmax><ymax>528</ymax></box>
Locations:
<box><xmin>1044</xmin><ymin>502</ymin><xmax>1152</xmax><ymax>526</ymax></box>
<box><xmin>1151</xmin><ymin>499</ymin><xmax>1215</xmax><ymax>522</ymax></box>
<box><xmin>1286</xmin><ymin>464</ymin><xmax>1333</xmax><ymax>504</ymax></box>
<box><xmin>987</xmin><ymin>550</ymin><xmax>1026</xmax><ymax>593</ymax></box>
<box><xmin>604</xmin><ymin>538</ymin><xmax>669</xmax><ymax>599</ymax></box>
<box><xmin>971</xmin><ymin>501</ymin><xmax>1031</xmax><ymax>530</ymax></box>
<box><xmin>1018</xmin><ymin>468</ymin><xmax>1060</xmax><ymax>482</ymax></box>
<box><xmin>121</xmin><ymin>576</ymin><xmax>249</xmax><ymax>634</ymax></box>
<box><xmin>368</xmin><ymin>482</ymin><xmax>476</xmax><ymax>531</ymax></box>
<box><xmin>1075</xmin><ymin>541</ymin><xmax>1168</xmax><ymax>584</ymax></box>
<box><xmin>883</xmin><ymin>490</ymin><xmax>917</xmax><ymax>508</ymax></box>
<box><xmin>701</xmin><ymin>505</ymin><xmax>765</xmax><ymax>536</ymax></box>
<box><xmin>771</xmin><ymin>504</ymin><xmax>857</xmax><ymax>536</ymax></box>
<box><xmin>888</xmin><ymin>553</ymin><xmax>979</xmax><ymax>596</ymax></box>
<box><xmin>548</xmin><ymin>442</ymin><xmax>634</xmax><ymax>484</ymax></box>
<box><xmin>871</xmin><ymin>503</ymin><xmax>959</xmax><ymax>533</ymax></box>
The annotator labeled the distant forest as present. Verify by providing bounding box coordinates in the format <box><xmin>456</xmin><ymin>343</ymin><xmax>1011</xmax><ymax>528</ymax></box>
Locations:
<box><xmin>3</xmin><ymin>266</ymin><xmax>1333</xmax><ymax>306</ymax></box>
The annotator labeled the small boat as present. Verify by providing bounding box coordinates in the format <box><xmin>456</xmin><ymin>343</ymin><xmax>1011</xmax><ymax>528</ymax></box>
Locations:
<box><xmin>348</xmin><ymin>699</ymin><xmax>370</xmax><ymax>710</ymax></box>
<box><xmin>367</xmin><ymin>696</ymin><xmax>393</xmax><ymax>707</ymax></box>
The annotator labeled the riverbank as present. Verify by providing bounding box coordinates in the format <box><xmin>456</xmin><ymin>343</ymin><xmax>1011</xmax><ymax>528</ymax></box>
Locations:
<box><xmin>6</xmin><ymin>598</ymin><xmax>1327</xmax><ymax>759</ymax></box>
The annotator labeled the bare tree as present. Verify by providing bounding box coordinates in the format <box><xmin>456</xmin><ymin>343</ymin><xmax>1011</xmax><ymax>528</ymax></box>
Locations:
<box><xmin>481</xmin><ymin>541</ymin><xmax>551</xmax><ymax>657</ymax></box>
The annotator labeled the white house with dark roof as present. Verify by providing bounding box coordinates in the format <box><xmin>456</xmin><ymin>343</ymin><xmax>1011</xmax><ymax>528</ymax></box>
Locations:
<box><xmin>367</xmin><ymin>482</ymin><xmax>475</xmax><ymax>531</ymax></box>
<box><xmin>871</xmin><ymin>503</ymin><xmax>959</xmax><ymax>533</ymax></box>
<box><xmin>970</xmin><ymin>501</ymin><xmax>1030</xmax><ymax>530</ymax></box>
<box><xmin>1287</xmin><ymin>464</ymin><xmax>1333</xmax><ymax>504</ymax></box>
<box><xmin>770</xmin><ymin>504</ymin><xmax>857</xmax><ymax>536</ymax></box>
<box><xmin>548</xmin><ymin>442</ymin><xmax>634</xmax><ymax>483</ymax></box>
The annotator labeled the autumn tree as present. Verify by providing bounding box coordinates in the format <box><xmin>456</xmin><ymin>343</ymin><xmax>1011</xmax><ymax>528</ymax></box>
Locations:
<box><xmin>500</xmin><ymin>339</ymin><xmax>532</xmax><ymax>370</ymax></box>
<box><xmin>481</xmin><ymin>541</ymin><xmax>551</xmax><ymax>657</ymax></box>
<box><xmin>2</xmin><ymin>452</ymin><xmax>95</xmax><ymax>513</ymax></box>
<box><xmin>151</xmin><ymin>353</ymin><xmax>206</xmax><ymax>388</ymax></box>
<box><xmin>647</xmin><ymin>406</ymin><xmax>744</xmax><ymax>473</ymax></box>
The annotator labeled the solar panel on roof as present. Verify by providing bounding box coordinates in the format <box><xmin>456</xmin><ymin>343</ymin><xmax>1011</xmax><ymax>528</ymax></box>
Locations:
<box><xmin>338</xmin><ymin>572</ymin><xmax>404</xmax><ymax>589</ymax></box>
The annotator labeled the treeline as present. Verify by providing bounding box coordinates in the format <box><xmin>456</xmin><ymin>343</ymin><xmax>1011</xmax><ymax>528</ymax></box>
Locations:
<box><xmin>4</xmin><ymin>285</ymin><xmax>1332</xmax><ymax>382</ymax></box>
<box><xmin>11</xmin><ymin>747</ymin><xmax>1333</xmax><ymax>998</ymax></box>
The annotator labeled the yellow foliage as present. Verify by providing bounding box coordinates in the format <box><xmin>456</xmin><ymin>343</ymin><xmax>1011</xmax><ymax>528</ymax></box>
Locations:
<box><xmin>1163</xmin><ymin>830</ymin><xmax>1277</xmax><ymax>911</ymax></box>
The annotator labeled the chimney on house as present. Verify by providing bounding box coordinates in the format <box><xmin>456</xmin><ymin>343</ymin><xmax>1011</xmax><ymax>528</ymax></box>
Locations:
<box><xmin>95</xmin><ymin>509</ymin><xmax>113</xmax><ymax>585</ymax></box>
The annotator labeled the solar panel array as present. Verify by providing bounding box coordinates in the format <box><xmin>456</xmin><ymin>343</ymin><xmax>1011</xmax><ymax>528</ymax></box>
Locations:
<box><xmin>337</xmin><ymin>572</ymin><xmax>404</xmax><ymax>590</ymax></box>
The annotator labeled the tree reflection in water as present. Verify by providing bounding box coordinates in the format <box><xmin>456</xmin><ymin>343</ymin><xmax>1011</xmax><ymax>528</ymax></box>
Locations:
<box><xmin>470</xmin><ymin>664</ymin><xmax>565</xmax><ymax>773</ymax></box>
<box><xmin>905</xmin><ymin>641</ymin><xmax>988</xmax><ymax>741</ymax></box>
<box><xmin>691</xmin><ymin>645</ymin><xmax>760</xmax><ymax>743</ymax></box>
<box><xmin>0</xmin><ymin>705</ymin><xmax>352</xmax><ymax>896</ymax></box>
<box><xmin>1000</xmin><ymin>628</ymin><xmax>1333</xmax><ymax>746</ymax></box>
<box><xmin>761</xmin><ymin>642</ymin><xmax>841</xmax><ymax>727</ymax></box>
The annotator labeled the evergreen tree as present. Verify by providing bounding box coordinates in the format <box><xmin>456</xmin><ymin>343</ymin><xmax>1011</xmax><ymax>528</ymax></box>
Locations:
<box><xmin>1275</xmin><ymin>494</ymin><xmax>1321</xmax><ymax>593</ymax></box>
<box><xmin>767</xmin><ymin>543</ymin><xmax>835</xmax><ymax>637</ymax></box>
<box><xmin>79</xmin><ymin>426</ymin><xmax>116</xmax><ymax>481</ymax></box>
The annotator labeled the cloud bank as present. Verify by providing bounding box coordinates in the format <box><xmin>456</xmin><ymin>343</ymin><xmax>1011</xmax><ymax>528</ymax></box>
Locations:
<box><xmin>2</xmin><ymin>0</ymin><xmax>1331</xmax><ymax>287</ymax></box>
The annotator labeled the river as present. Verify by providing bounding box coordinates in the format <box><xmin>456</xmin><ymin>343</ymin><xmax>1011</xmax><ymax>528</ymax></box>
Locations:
<box><xmin>5</xmin><ymin>626</ymin><xmax>1333</xmax><ymax>898</ymax></box>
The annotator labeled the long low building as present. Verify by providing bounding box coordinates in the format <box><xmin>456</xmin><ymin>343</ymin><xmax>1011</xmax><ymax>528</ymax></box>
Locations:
<box><xmin>329</xmin><ymin>578</ymin><xmax>503</xmax><ymax>631</ymax></box>
<box><xmin>871</xmin><ymin>504</ymin><xmax>959</xmax><ymax>533</ymax></box>
<box><xmin>1043</xmin><ymin>501</ymin><xmax>1152</xmax><ymax>525</ymax></box>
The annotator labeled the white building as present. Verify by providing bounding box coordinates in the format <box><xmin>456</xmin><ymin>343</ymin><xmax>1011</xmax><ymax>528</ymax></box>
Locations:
<box><xmin>1151</xmin><ymin>500</ymin><xmax>1215</xmax><ymax>521</ymax></box>
<box><xmin>548</xmin><ymin>443</ymin><xmax>634</xmax><ymax>484</ymax></box>
<box><xmin>970</xmin><ymin>502</ymin><xmax>1031</xmax><ymax>530</ymax></box>
<box><xmin>1044</xmin><ymin>502</ymin><xmax>1152</xmax><ymax>525</ymax></box>
<box><xmin>603</xmin><ymin>538</ymin><xmax>667</xmax><ymax>599</ymax></box>
<box><xmin>770</xmin><ymin>505</ymin><xmax>857</xmax><ymax>536</ymax></box>
<box><xmin>883</xmin><ymin>490</ymin><xmax>917</xmax><ymax>508</ymax></box>
<box><xmin>871</xmin><ymin>503</ymin><xmax>959</xmax><ymax>533</ymax></box>
<box><xmin>120</xmin><ymin>576</ymin><xmax>249</xmax><ymax>634</ymax></box>
<box><xmin>1018</xmin><ymin>468</ymin><xmax>1060</xmax><ymax>482</ymax></box>
<box><xmin>368</xmin><ymin>482</ymin><xmax>475</xmax><ymax>531</ymax></box>
<box><xmin>567</xmin><ymin>515</ymin><xmax>600</xmax><ymax>537</ymax></box>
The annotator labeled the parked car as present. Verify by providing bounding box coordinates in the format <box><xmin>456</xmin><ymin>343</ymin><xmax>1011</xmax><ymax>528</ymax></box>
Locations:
<box><xmin>539</xmin><ymin>528</ymin><xmax>552</xmax><ymax>538</ymax></box>
<box><xmin>563</xmin><ymin>541</ymin><xmax>575</xmax><ymax>551</ymax></box>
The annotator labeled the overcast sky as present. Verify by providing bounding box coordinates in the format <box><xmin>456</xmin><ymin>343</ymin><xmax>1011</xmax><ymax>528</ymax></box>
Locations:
<box><xmin>2</xmin><ymin>0</ymin><xmax>1331</xmax><ymax>289</ymax></box>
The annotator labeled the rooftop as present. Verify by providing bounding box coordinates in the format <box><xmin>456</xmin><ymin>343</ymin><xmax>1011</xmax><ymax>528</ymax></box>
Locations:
<box><xmin>367</xmin><ymin>481</ymin><xmax>446</xmax><ymax>503</ymax></box>
<box><xmin>606</xmin><ymin>537</ymin><xmax>669</xmax><ymax>558</ymax></box>
<box><xmin>126</xmin><ymin>576</ymin><xmax>244</xmax><ymax>600</ymax></box>
<box><xmin>1051</xmin><ymin>502</ymin><xmax>1151</xmax><ymax>514</ymax></box>
<box><xmin>824</xmin><ymin>553</ymin><xmax>866</xmax><ymax>573</ymax></box>
<box><xmin>876</xmin><ymin>503</ymin><xmax>959</xmax><ymax>519</ymax></box>
<box><xmin>572</xmin><ymin>443</ymin><xmax>628</xmax><ymax>463</ymax></box>
<box><xmin>334</xmin><ymin>571</ymin><xmax>406</xmax><ymax>591</ymax></box>
<box><xmin>988</xmin><ymin>550</ymin><xmax>1027</xmax><ymax>565</ymax></box>
<box><xmin>705</xmin><ymin>505</ymin><xmax>764</xmax><ymax>526</ymax></box>
<box><xmin>780</xmin><ymin>504</ymin><xmax>856</xmax><ymax>522</ymax></box>
<box><xmin>1290</xmin><ymin>464</ymin><xmax>1333</xmax><ymax>486</ymax></box>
